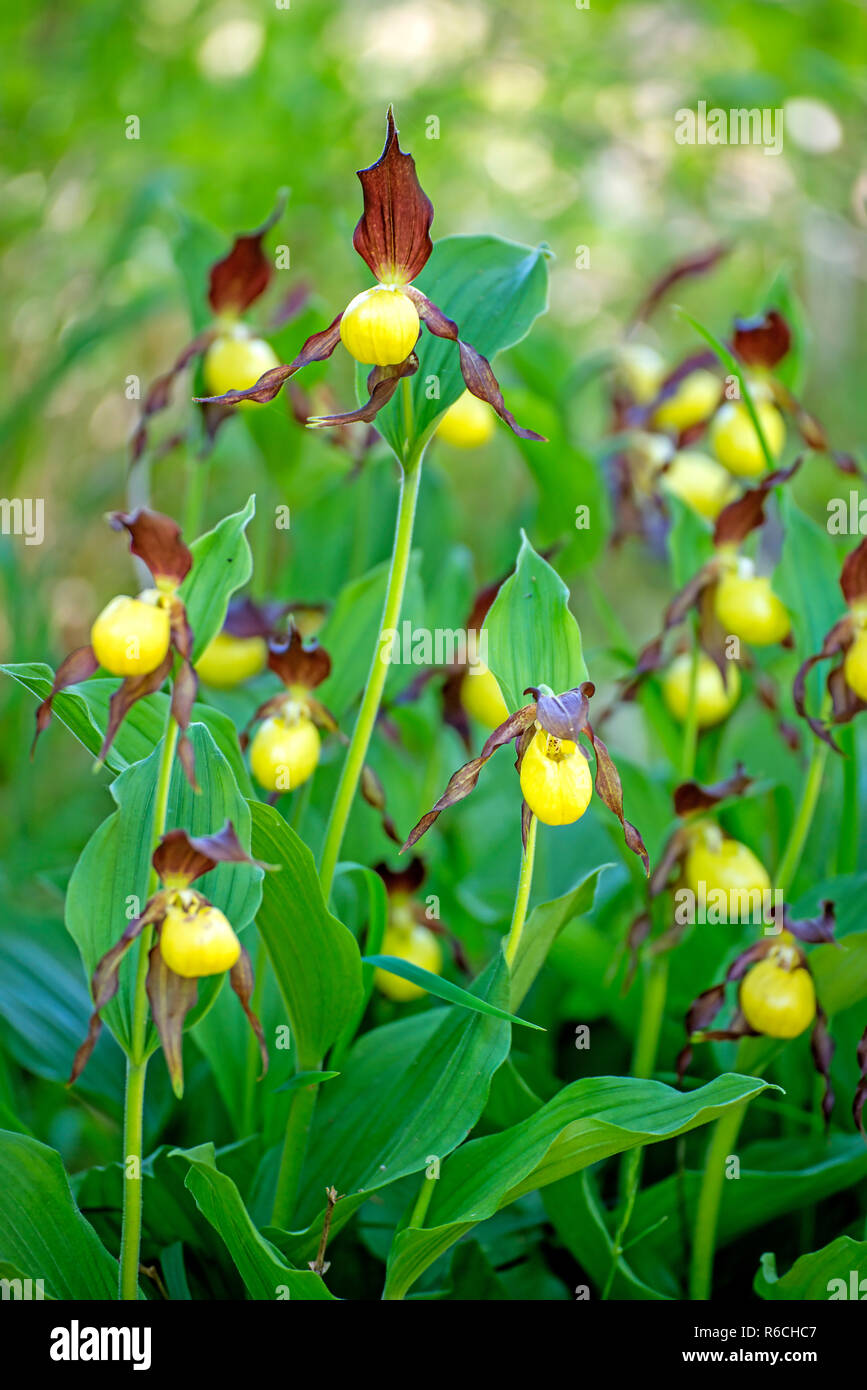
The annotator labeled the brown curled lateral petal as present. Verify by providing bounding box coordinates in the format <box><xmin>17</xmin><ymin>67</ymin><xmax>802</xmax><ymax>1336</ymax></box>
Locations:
<box><xmin>109</xmin><ymin>508</ymin><xmax>193</xmax><ymax>587</ymax></box>
<box><xmin>130</xmin><ymin>330</ymin><xmax>218</xmax><ymax>466</ymax></box>
<box><xmin>353</xmin><ymin>107</ymin><xmax>434</xmax><ymax>285</ymax></box>
<box><xmin>230</xmin><ymin>945</ymin><xmax>268</xmax><ymax>1078</ymax></box>
<box><xmin>782</xmin><ymin>900</ymin><xmax>837</xmax><ymax>945</ymax></box>
<box><xmin>854</xmin><ymin>1024</ymin><xmax>867</xmax><ymax>1138</ymax></box>
<box><xmin>840</xmin><ymin>536</ymin><xmax>867</xmax><ymax>607</ymax></box>
<box><xmin>401</xmin><ymin>705</ymin><xmax>538</xmax><ymax>851</ymax></box>
<box><xmin>194</xmin><ymin>314</ymin><xmax>344</xmax><ymax>408</ymax></box>
<box><xmin>268</xmin><ymin>628</ymin><xmax>331</xmax><ymax>691</ymax></box>
<box><xmin>623</xmin><ymin>911</ymin><xmax>652</xmax><ymax>992</ymax></box>
<box><xmin>307</xmin><ymin>354</ymin><xmax>419</xmax><ymax>429</ymax></box>
<box><xmin>648</xmin><ymin>826</ymin><xmax>690</xmax><ymax>898</ymax></box>
<box><xmin>793</xmin><ymin>616</ymin><xmax>854</xmax><ymax>748</ymax></box>
<box><xmin>98</xmin><ymin>653</ymin><xmax>173</xmax><ymax>767</ymax></box>
<box><xmin>732</xmin><ymin>309</ymin><xmax>791</xmax><ymax>369</ymax></box>
<box><xmin>828</xmin><ymin>660</ymin><xmax>867</xmax><ymax>728</ymax></box>
<box><xmin>153</xmin><ymin>821</ymin><xmax>272</xmax><ymax>888</ymax></box>
<box><xmin>583</xmin><ymin>721</ymin><xmax>650</xmax><ymax>874</ymax></box>
<box><xmin>811</xmin><ymin>1006</ymin><xmax>836</xmax><ymax>1127</ymax></box>
<box><xmin>208</xmin><ymin>192</ymin><xmax>286</xmax><ymax>316</ymax></box>
<box><xmin>630</xmin><ymin>244</ymin><xmax>729</xmax><ymax>327</ymax></box>
<box><xmin>32</xmin><ymin>645</ymin><xmax>100</xmax><ymax>753</ymax></box>
<box><xmin>712</xmin><ymin>460</ymin><xmax>802</xmax><ymax>550</ymax></box>
<box><xmin>673</xmin><ymin>763</ymin><xmax>753</xmax><ymax>817</ymax></box>
<box><xmin>405</xmin><ymin>287</ymin><xmax>546</xmax><ymax>442</ymax></box>
<box><xmin>146</xmin><ymin>943</ymin><xmax>199</xmax><ymax>1099</ymax></box>
<box><xmin>727</xmin><ymin>939</ymin><xmax>778</xmax><ymax>983</ymax></box>
<box><xmin>68</xmin><ymin>899</ymin><xmax>165</xmax><ymax>1085</ymax></box>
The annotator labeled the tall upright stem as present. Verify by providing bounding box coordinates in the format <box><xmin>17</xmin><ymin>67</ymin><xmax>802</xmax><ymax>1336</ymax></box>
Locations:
<box><xmin>504</xmin><ymin>815</ymin><xmax>537</xmax><ymax>968</ymax></box>
<box><xmin>118</xmin><ymin>712</ymin><xmax>178</xmax><ymax>1301</ymax></box>
<box><xmin>775</xmin><ymin>727</ymin><xmax>829</xmax><ymax>897</ymax></box>
<box><xmin>689</xmin><ymin>1071</ymin><xmax>754</xmax><ymax>1300</ymax></box>
<box><xmin>271</xmin><ymin>1080</ymin><xmax>319</xmax><ymax>1230</ymax></box>
<box><xmin>318</xmin><ymin>406</ymin><xmax>425</xmax><ymax>901</ymax></box>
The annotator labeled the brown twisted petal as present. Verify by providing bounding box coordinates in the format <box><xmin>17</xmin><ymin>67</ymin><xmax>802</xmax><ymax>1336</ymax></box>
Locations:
<box><xmin>68</xmin><ymin>898</ymin><xmax>165</xmax><ymax>1085</ymax></box>
<box><xmin>98</xmin><ymin>652</ymin><xmax>174</xmax><ymax>767</ymax></box>
<box><xmin>583</xmin><ymin>721</ymin><xmax>649</xmax><ymax>874</ymax></box>
<box><xmin>840</xmin><ymin>536</ymin><xmax>867</xmax><ymax>606</ymax></box>
<box><xmin>153</xmin><ymin>821</ymin><xmax>273</xmax><ymax>887</ymax></box>
<box><xmin>854</xmin><ymin>1024</ymin><xmax>867</xmax><ymax>1138</ymax></box>
<box><xmin>32</xmin><ymin>645</ymin><xmax>100</xmax><ymax>753</ymax></box>
<box><xmin>811</xmin><ymin>1007</ymin><xmax>836</xmax><ymax>1127</ymax></box>
<box><xmin>732</xmin><ymin>309</ymin><xmax>791</xmax><ymax>369</ymax></box>
<box><xmin>267</xmin><ymin>627</ymin><xmax>331</xmax><ymax>691</ymax></box>
<box><xmin>352</xmin><ymin>107</ymin><xmax>434</xmax><ymax>285</ymax></box>
<box><xmin>306</xmin><ymin>354</ymin><xmax>419</xmax><ymax>429</ymax></box>
<box><xmin>146</xmin><ymin>942</ymin><xmax>199</xmax><ymax>1099</ymax></box>
<box><xmin>130</xmin><ymin>330</ymin><xmax>218</xmax><ymax>466</ymax></box>
<box><xmin>405</xmin><ymin>287</ymin><xmax>546</xmax><ymax>442</ymax></box>
<box><xmin>712</xmin><ymin>459</ymin><xmax>802</xmax><ymax>549</ymax></box>
<box><xmin>360</xmin><ymin>763</ymin><xmax>402</xmax><ymax>847</ymax></box>
<box><xmin>193</xmin><ymin>314</ymin><xmax>344</xmax><ymax>407</ymax></box>
<box><xmin>402</xmin><ymin>705</ymin><xmax>538</xmax><ymax>850</ymax></box>
<box><xmin>792</xmin><ymin>615</ymin><xmax>854</xmax><ymax>749</ymax></box>
<box><xmin>230</xmin><ymin>945</ymin><xmax>268</xmax><ymax>1078</ymax></box>
<box><xmin>108</xmin><ymin>508</ymin><xmax>193</xmax><ymax>587</ymax></box>
<box><xmin>629</xmin><ymin>244</ymin><xmax>729</xmax><ymax>327</ymax></box>
<box><xmin>623</xmin><ymin>911</ymin><xmax>653</xmax><ymax>992</ymax></box>
<box><xmin>673</xmin><ymin>763</ymin><xmax>753</xmax><ymax>817</ymax></box>
<box><xmin>781</xmin><ymin>900</ymin><xmax>837</xmax><ymax>945</ymax></box>
<box><xmin>208</xmin><ymin>191</ymin><xmax>287</xmax><ymax>316</ymax></box>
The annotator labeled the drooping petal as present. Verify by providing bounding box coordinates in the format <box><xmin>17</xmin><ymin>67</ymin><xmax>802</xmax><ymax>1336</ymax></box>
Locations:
<box><xmin>32</xmin><ymin>646</ymin><xmax>100</xmax><ymax>753</ymax></box>
<box><xmin>712</xmin><ymin>460</ymin><xmax>801</xmax><ymax>549</ymax></box>
<box><xmin>193</xmin><ymin>314</ymin><xmax>343</xmax><ymax>408</ymax></box>
<box><xmin>360</xmin><ymin>762</ymin><xmax>402</xmax><ymax>847</ymax></box>
<box><xmin>781</xmin><ymin>900</ymin><xmax>836</xmax><ymax>945</ymax></box>
<box><xmin>153</xmin><ymin>820</ymin><xmax>273</xmax><ymax>888</ymax></box>
<box><xmin>230</xmin><ymin>945</ymin><xmax>268</xmax><ymax>1078</ymax></box>
<box><xmin>792</xmin><ymin>616</ymin><xmax>855</xmax><ymax>748</ymax></box>
<box><xmin>171</xmin><ymin>657</ymin><xmax>199</xmax><ymax>791</ymax></box>
<box><xmin>630</xmin><ymin>244</ymin><xmax>729</xmax><ymax>325</ymax></box>
<box><xmin>130</xmin><ymin>330</ymin><xmax>218</xmax><ymax>466</ymax></box>
<box><xmin>352</xmin><ymin>107</ymin><xmax>434</xmax><ymax>285</ymax></box>
<box><xmin>146</xmin><ymin>941</ymin><xmax>199</xmax><ymax>1098</ymax></box>
<box><xmin>108</xmin><ymin>508</ymin><xmax>193</xmax><ymax>588</ymax></box>
<box><xmin>583</xmin><ymin>721</ymin><xmax>650</xmax><ymax>873</ymax></box>
<box><xmin>673</xmin><ymin>763</ymin><xmax>753</xmax><ymax>816</ymax></box>
<box><xmin>840</xmin><ymin>536</ymin><xmax>867</xmax><ymax>607</ymax></box>
<box><xmin>208</xmin><ymin>191</ymin><xmax>287</xmax><ymax>316</ymax></box>
<box><xmin>811</xmin><ymin>1006</ymin><xmax>836</xmax><ymax>1127</ymax></box>
<box><xmin>68</xmin><ymin>899</ymin><xmax>164</xmax><ymax>1085</ymax></box>
<box><xmin>97</xmin><ymin>653</ymin><xmax>173</xmax><ymax>766</ymax></box>
<box><xmin>406</xmin><ymin>288</ymin><xmax>545</xmax><ymax>441</ymax></box>
<box><xmin>306</xmin><ymin>355</ymin><xmax>419</xmax><ymax>429</ymax></box>
<box><xmin>402</xmin><ymin>705</ymin><xmax>538</xmax><ymax>850</ymax></box>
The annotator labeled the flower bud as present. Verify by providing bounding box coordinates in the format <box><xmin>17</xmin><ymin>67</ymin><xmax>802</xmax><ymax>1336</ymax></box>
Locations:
<box><xmin>614</xmin><ymin>343</ymin><xmax>666</xmax><ymax>405</ymax></box>
<box><xmin>436</xmin><ymin>390</ymin><xmax>495</xmax><ymax>448</ymax></box>
<box><xmin>195</xmin><ymin>631</ymin><xmax>268</xmax><ymax>689</ymax></box>
<box><xmin>652</xmin><ymin>369</ymin><xmax>720</xmax><ymax>434</ymax></box>
<box><xmin>159</xmin><ymin>893</ymin><xmax>241</xmax><ymax>978</ymax></box>
<box><xmin>339</xmin><ymin>286</ymin><xmax>419</xmax><ymax>366</ymax></box>
<box><xmin>662</xmin><ymin>651</ymin><xmax>740</xmax><ymax>728</ymax></box>
<box><xmin>249</xmin><ymin>711</ymin><xmax>321</xmax><ymax>792</ymax></box>
<box><xmin>203</xmin><ymin>329</ymin><xmax>280</xmax><ymax>405</ymax></box>
<box><xmin>709</xmin><ymin>400</ymin><xmax>785</xmax><ymax>477</ymax></box>
<box><xmin>90</xmin><ymin>590</ymin><xmax>171</xmax><ymax>677</ymax></box>
<box><xmin>375</xmin><ymin>905</ymin><xmax>443</xmax><ymax>1001</ymax></box>
<box><xmin>460</xmin><ymin>662</ymin><xmax>509</xmax><ymax>729</ymax></box>
<box><xmin>661</xmin><ymin>450</ymin><xmax>738</xmax><ymax>521</ymax></box>
<box><xmin>519</xmin><ymin>727</ymin><xmax>593</xmax><ymax>827</ymax></box>
<box><xmin>739</xmin><ymin>948</ymin><xmax>816</xmax><ymax>1039</ymax></box>
<box><xmin>714</xmin><ymin>569</ymin><xmax>790</xmax><ymax>646</ymax></box>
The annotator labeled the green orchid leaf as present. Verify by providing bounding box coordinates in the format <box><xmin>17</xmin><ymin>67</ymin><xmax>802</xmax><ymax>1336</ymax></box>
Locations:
<box><xmin>248</xmin><ymin>800</ymin><xmax>364</xmax><ymax>1069</ymax></box>
<box><xmin>363</xmin><ymin>955</ymin><xmax>543</xmax><ymax>1030</ymax></box>
<box><xmin>179</xmin><ymin>495</ymin><xmax>256</xmax><ymax>660</ymax></box>
<box><xmin>484</xmin><ymin>531</ymin><xmax>587</xmax><ymax>712</ymax></box>
<box><xmin>0</xmin><ymin>1131</ymin><xmax>124</xmax><ymax>1299</ymax></box>
<box><xmin>383</xmin><ymin>1072</ymin><xmax>773</xmax><ymax>1300</ymax></box>
<box><xmin>170</xmin><ymin>1144</ymin><xmax>336</xmax><ymax>1300</ymax></box>
<box><xmin>755</xmin><ymin>1237</ymin><xmax>867</xmax><ymax>1301</ymax></box>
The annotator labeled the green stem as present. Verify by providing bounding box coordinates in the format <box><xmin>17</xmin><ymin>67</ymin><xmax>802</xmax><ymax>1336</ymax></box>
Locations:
<box><xmin>689</xmin><ymin>1087</ymin><xmax>750</xmax><ymax>1300</ymax></box>
<box><xmin>183</xmin><ymin>452</ymin><xmax>209</xmax><ymax>543</ymax></box>
<box><xmin>680</xmin><ymin>629</ymin><xmax>701</xmax><ymax>781</ymax></box>
<box><xmin>775</xmin><ymin>720</ymin><xmax>830</xmax><ymax>897</ymax></box>
<box><xmin>118</xmin><ymin>711</ymin><xmax>178</xmax><ymax>1301</ymax></box>
<box><xmin>271</xmin><ymin>1078</ymin><xmax>319</xmax><ymax>1229</ymax></box>
<box><xmin>318</xmin><ymin>421</ymin><xmax>425</xmax><ymax>900</ymax></box>
<box><xmin>409</xmin><ymin>1169</ymin><xmax>437</xmax><ymax>1229</ymax></box>
<box><xmin>504</xmin><ymin>815</ymin><xmax>537</xmax><ymax>968</ymax></box>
